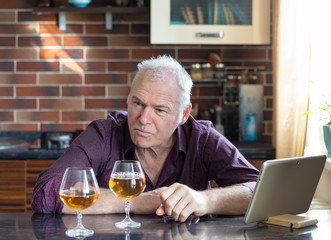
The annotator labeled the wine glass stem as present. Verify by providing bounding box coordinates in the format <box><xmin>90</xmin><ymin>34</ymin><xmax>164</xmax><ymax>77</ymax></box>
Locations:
<box><xmin>124</xmin><ymin>200</ymin><xmax>131</xmax><ymax>221</ymax></box>
<box><xmin>76</xmin><ymin>211</ymin><xmax>83</xmax><ymax>228</ymax></box>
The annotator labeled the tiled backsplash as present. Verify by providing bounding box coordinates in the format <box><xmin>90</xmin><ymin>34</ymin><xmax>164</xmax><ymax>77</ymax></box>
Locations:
<box><xmin>0</xmin><ymin>0</ymin><xmax>273</xmax><ymax>143</ymax></box>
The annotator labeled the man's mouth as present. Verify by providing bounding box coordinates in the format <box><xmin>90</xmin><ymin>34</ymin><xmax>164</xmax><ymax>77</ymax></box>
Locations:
<box><xmin>136</xmin><ymin>129</ymin><xmax>152</xmax><ymax>137</ymax></box>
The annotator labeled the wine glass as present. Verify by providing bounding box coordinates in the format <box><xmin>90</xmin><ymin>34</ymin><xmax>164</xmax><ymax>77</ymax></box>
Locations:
<box><xmin>59</xmin><ymin>167</ymin><xmax>100</xmax><ymax>238</ymax></box>
<box><xmin>109</xmin><ymin>160</ymin><xmax>146</xmax><ymax>229</ymax></box>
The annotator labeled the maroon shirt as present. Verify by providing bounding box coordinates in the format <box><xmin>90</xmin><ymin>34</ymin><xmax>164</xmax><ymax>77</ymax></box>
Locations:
<box><xmin>31</xmin><ymin>111</ymin><xmax>259</xmax><ymax>213</ymax></box>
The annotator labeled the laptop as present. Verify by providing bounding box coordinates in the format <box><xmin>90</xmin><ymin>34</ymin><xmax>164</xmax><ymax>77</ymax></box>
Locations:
<box><xmin>244</xmin><ymin>155</ymin><xmax>326</xmax><ymax>227</ymax></box>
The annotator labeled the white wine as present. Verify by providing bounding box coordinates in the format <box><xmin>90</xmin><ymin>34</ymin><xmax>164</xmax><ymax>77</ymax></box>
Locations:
<box><xmin>60</xmin><ymin>189</ymin><xmax>99</xmax><ymax>211</ymax></box>
<box><xmin>109</xmin><ymin>172</ymin><xmax>146</xmax><ymax>200</ymax></box>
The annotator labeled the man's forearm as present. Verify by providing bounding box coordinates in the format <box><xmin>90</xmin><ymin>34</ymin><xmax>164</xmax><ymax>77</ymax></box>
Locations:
<box><xmin>204</xmin><ymin>184</ymin><xmax>253</xmax><ymax>215</ymax></box>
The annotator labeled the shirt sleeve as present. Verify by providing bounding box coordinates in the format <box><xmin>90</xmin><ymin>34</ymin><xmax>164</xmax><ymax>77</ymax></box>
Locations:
<box><xmin>31</xmin><ymin>120</ymin><xmax>109</xmax><ymax>213</ymax></box>
<box><xmin>203</xmin><ymin>127</ymin><xmax>260</xmax><ymax>192</ymax></box>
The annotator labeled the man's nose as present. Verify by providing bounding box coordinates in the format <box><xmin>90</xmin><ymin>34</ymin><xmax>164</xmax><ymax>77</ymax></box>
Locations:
<box><xmin>139</xmin><ymin>107</ymin><xmax>153</xmax><ymax>124</ymax></box>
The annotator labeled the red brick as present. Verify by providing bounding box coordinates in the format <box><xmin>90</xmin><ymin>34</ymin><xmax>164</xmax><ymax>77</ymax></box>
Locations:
<box><xmin>0</xmin><ymin>99</ymin><xmax>36</xmax><ymax>109</ymax></box>
<box><xmin>16</xmin><ymin>111</ymin><xmax>60</xmax><ymax>122</ymax></box>
<box><xmin>39</xmin><ymin>98</ymin><xmax>83</xmax><ymax>110</ymax></box>
<box><xmin>62</xmin><ymin>86</ymin><xmax>105</xmax><ymax>97</ymax></box>
<box><xmin>0</xmin><ymin>37</ymin><xmax>16</xmax><ymax>47</ymax></box>
<box><xmin>266</xmin><ymin>98</ymin><xmax>273</xmax><ymax>108</ymax></box>
<box><xmin>107</xmin><ymin>86</ymin><xmax>130</xmax><ymax>97</ymax></box>
<box><xmin>109</xmin><ymin>36</ymin><xmax>150</xmax><ymax>47</ymax></box>
<box><xmin>64</xmin><ymin>36</ymin><xmax>107</xmax><ymax>47</ymax></box>
<box><xmin>85</xmin><ymin>24</ymin><xmax>129</xmax><ymax>34</ymax></box>
<box><xmin>85</xmin><ymin>98</ymin><xmax>127</xmax><ymax>109</ymax></box>
<box><xmin>0</xmin><ymin>123</ymin><xmax>38</xmax><ymax>131</ymax></box>
<box><xmin>18</xmin><ymin>36</ymin><xmax>61</xmax><ymax>47</ymax></box>
<box><xmin>266</xmin><ymin>74</ymin><xmax>273</xmax><ymax>84</ymax></box>
<box><xmin>66</xmin><ymin>13</ymin><xmax>104</xmax><ymax>22</ymax></box>
<box><xmin>62</xmin><ymin>111</ymin><xmax>106</xmax><ymax>121</ymax></box>
<box><xmin>223</xmin><ymin>49</ymin><xmax>267</xmax><ymax>60</ymax></box>
<box><xmin>86</xmin><ymin>49</ymin><xmax>129</xmax><ymax>59</ymax></box>
<box><xmin>0</xmin><ymin>1</ymin><xmax>33</xmax><ymax>8</ymax></box>
<box><xmin>132</xmin><ymin>49</ymin><xmax>176</xmax><ymax>59</ymax></box>
<box><xmin>199</xmin><ymin>86</ymin><xmax>223</xmax><ymax>97</ymax></box>
<box><xmin>0</xmin><ymin>62</ymin><xmax>14</xmax><ymax>71</ymax></box>
<box><xmin>108</xmin><ymin>61</ymin><xmax>139</xmax><ymax>72</ymax></box>
<box><xmin>17</xmin><ymin>61</ymin><xmax>60</xmax><ymax>72</ymax></box>
<box><xmin>0</xmin><ymin>49</ymin><xmax>37</xmax><ymax>59</ymax></box>
<box><xmin>0</xmin><ymin>111</ymin><xmax>14</xmax><ymax>121</ymax></box>
<box><xmin>0</xmin><ymin>87</ymin><xmax>14</xmax><ymax>96</ymax></box>
<box><xmin>18</xmin><ymin>11</ymin><xmax>56</xmax><ymax>22</ymax></box>
<box><xmin>0</xmin><ymin>12</ymin><xmax>15</xmax><ymax>22</ymax></box>
<box><xmin>244</xmin><ymin>61</ymin><xmax>272</xmax><ymax>71</ymax></box>
<box><xmin>16</xmin><ymin>86</ymin><xmax>60</xmax><ymax>97</ymax></box>
<box><xmin>40</xmin><ymin>49</ymin><xmax>83</xmax><ymax>59</ymax></box>
<box><xmin>39</xmin><ymin>24</ymin><xmax>83</xmax><ymax>34</ymax></box>
<box><xmin>263</xmin><ymin>110</ymin><xmax>273</xmax><ymax>121</ymax></box>
<box><xmin>40</xmin><ymin>123</ymin><xmax>86</xmax><ymax>132</ymax></box>
<box><xmin>0</xmin><ymin>24</ymin><xmax>38</xmax><ymax>34</ymax></box>
<box><xmin>178</xmin><ymin>49</ymin><xmax>221</xmax><ymax>60</ymax></box>
<box><xmin>62</xmin><ymin>61</ymin><xmax>106</xmax><ymax>72</ymax></box>
<box><xmin>263</xmin><ymin>86</ymin><xmax>273</xmax><ymax>97</ymax></box>
<box><xmin>85</xmin><ymin>73</ymin><xmax>128</xmax><ymax>84</ymax></box>
<box><xmin>116</xmin><ymin>12</ymin><xmax>149</xmax><ymax>21</ymax></box>
<box><xmin>191</xmin><ymin>98</ymin><xmax>219</xmax><ymax>110</ymax></box>
<box><xmin>131</xmin><ymin>23</ymin><xmax>150</xmax><ymax>34</ymax></box>
<box><xmin>0</xmin><ymin>73</ymin><xmax>36</xmax><ymax>84</ymax></box>
<box><xmin>39</xmin><ymin>74</ymin><xmax>82</xmax><ymax>84</ymax></box>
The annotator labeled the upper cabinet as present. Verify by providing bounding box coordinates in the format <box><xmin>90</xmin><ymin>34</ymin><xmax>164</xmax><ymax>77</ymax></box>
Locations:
<box><xmin>150</xmin><ymin>0</ymin><xmax>270</xmax><ymax>45</ymax></box>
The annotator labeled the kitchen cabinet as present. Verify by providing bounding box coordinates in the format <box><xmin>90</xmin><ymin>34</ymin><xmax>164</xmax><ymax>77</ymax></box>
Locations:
<box><xmin>0</xmin><ymin>159</ymin><xmax>55</xmax><ymax>212</ymax></box>
<box><xmin>151</xmin><ymin>0</ymin><xmax>270</xmax><ymax>45</ymax></box>
<box><xmin>0</xmin><ymin>161</ymin><xmax>26</xmax><ymax>212</ymax></box>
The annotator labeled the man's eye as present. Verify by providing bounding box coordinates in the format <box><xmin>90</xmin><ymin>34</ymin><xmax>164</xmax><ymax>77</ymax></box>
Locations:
<box><xmin>134</xmin><ymin>101</ymin><xmax>142</xmax><ymax>106</ymax></box>
<box><xmin>156</xmin><ymin>109</ymin><xmax>166</xmax><ymax>114</ymax></box>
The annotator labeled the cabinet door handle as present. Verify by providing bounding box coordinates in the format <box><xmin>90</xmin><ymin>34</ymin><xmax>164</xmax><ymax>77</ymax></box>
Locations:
<box><xmin>196</xmin><ymin>32</ymin><xmax>224</xmax><ymax>38</ymax></box>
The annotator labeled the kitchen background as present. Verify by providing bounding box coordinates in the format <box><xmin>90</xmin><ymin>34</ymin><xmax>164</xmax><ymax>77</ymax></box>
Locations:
<box><xmin>0</xmin><ymin>0</ymin><xmax>273</xmax><ymax>143</ymax></box>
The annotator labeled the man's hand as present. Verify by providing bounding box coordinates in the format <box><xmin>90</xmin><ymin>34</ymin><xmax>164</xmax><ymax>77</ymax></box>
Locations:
<box><xmin>155</xmin><ymin>183</ymin><xmax>253</xmax><ymax>223</ymax></box>
<box><xmin>155</xmin><ymin>183</ymin><xmax>209</xmax><ymax>222</ymax></box>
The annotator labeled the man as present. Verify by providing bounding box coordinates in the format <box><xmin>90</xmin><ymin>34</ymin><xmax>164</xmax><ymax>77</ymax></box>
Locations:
<box><xmin>31</xmin><ymin>55</ymin><xmax>259</xmax><ymax>222</ymax></box>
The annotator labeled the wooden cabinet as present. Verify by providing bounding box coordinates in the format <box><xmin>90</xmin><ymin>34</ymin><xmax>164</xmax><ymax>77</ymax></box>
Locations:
<box><xmin>0</xmin><ymin>159</ymin><xmax>55</xmax><ymax>212</ymax></box>
<box><xmin>0</xmin><ymin>161</ymin><xmax>26</xmax><ymax>212</ymax></box>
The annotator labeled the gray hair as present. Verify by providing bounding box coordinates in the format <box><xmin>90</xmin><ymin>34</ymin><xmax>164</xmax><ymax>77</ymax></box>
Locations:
<box><xmin>128</xmin><ymin>55</ymin><xmax>193</xmax><ymax>111</ymax></box>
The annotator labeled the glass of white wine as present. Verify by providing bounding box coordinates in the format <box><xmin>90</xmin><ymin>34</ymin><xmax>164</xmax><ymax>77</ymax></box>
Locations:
<box><xmin>109</xmin><ymin>160</ymin><xmax>146</xmax><ymax>229</ymax></box>
<box><xmin>59</xmin><ymin>167</ymin><xmax>100</xmax><ymax>238</ymax></box>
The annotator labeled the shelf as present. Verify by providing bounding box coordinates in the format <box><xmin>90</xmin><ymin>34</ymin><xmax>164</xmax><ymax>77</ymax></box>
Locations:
<box><xmin>33</xmin><ymin>6</ymin><xmax>149</xmax><ymax>31</ymax></box>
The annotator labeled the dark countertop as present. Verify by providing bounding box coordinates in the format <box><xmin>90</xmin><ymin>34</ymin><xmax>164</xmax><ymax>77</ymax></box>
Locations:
<box><xmin>0</xmin><ymin>141</ymin><xmax>275</xmax><ymax>160</ymax></box>
<box><xmin>0</xmin><ymin>210</ymin><xmax>329</xmax><ymax>239</ymax></box>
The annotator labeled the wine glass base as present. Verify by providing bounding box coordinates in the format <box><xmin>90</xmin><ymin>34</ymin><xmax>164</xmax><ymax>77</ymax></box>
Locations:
<box><xmin>115</xmin><ymin>219</ymin><xmax>141</xmax><ymax>230</ymax></box>
<box><xmin>65</xmin><ymin>227</ymin><xmax>94</xmax><ymax>238</ymax></box>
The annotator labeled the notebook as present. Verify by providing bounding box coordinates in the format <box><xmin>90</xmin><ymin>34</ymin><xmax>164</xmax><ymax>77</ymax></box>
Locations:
<box><xmin>244</xmin><ymin>155</ymin><xmax>326</xmax><ymax>226</ymax></box>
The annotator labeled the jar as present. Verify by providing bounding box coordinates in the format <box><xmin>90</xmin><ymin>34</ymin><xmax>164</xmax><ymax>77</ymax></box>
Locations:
<box><xmin>214</xmin><ymin>63</ymin><xmax>225</xmax><ymax>79</ymax></box>
<box><xmin>190</xmin><ymin>63</ymin><xmax>202</xmax><ymax>80</ymax></box>
<box><xmin>202</xmin><ymin>63</ymin><xmax>213</xmax><ymax>79</ymax></box>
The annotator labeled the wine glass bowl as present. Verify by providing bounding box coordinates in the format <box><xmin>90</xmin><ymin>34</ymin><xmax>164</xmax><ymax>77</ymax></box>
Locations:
<box><xmin>109</xmin><ymin>160</ymin><xmax>146</xmax><ymax>229</ymax></box>
<box><xmin>59</xmin><ymin>167</ymin><xmax>100</xmax><ymax>238</ymax></box>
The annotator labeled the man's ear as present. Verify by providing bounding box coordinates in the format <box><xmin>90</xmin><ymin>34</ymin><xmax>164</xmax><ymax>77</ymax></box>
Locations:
<box><xmin>179</xmin><ymin>104</ymin><xmax>192</xmax><ymax>125</ymax></box>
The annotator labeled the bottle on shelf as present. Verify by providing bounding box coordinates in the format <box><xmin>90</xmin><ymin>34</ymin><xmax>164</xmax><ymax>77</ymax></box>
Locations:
<box><xmin>222</xmin><ymin>88</ymin><xmax>239</xmax><ymax>141</ymax></box>
<box><xmin>214</xmin><ymin>105</ymin><xmax>224</xmax><ymax>135</ymax></box>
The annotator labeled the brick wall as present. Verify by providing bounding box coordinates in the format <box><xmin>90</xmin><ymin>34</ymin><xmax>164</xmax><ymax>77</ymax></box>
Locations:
<box><xmin>0</xmin><ymin>0</ymin><xmax>273</xmax><ymax>143</ymax></box>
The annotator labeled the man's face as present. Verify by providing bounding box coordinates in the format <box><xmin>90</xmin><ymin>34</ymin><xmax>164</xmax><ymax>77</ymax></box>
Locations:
<box><xmin>127</xmin><ymin>71</ymin><xmax>184</xmax><ymax>149</ymax></box>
